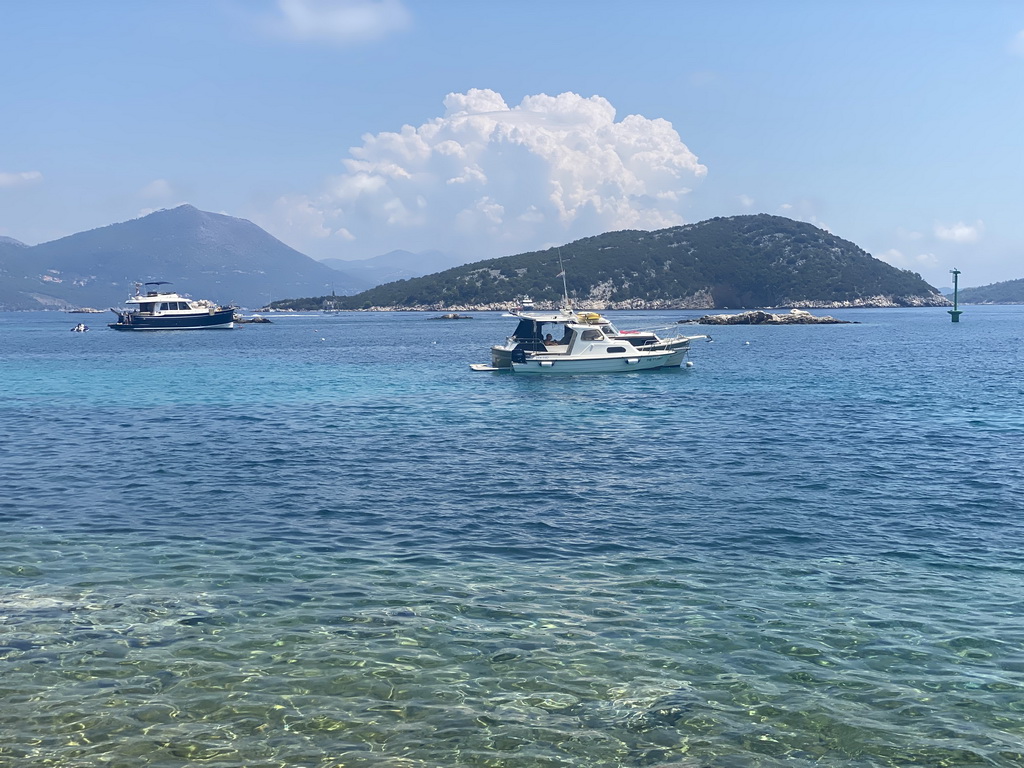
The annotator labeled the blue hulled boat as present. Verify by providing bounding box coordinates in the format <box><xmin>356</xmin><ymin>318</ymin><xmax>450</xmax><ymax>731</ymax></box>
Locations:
<box><xmin>108</xmin><ymin>282</ymin><xmax>235</xmax><ymax>331</ymax></box>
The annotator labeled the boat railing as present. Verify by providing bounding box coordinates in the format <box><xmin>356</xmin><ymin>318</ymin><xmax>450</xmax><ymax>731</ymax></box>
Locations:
<box><xmin>621</xmin><ymin>323</ymin><xmax>683</xmax><ymax>335</ymax></box>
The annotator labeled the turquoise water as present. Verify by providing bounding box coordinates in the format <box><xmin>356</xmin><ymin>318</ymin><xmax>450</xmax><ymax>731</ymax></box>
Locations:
<box><xmin>2</xmin><ymin>307</ymin><xmax>1023</xmax><ymax>767</ymax></box>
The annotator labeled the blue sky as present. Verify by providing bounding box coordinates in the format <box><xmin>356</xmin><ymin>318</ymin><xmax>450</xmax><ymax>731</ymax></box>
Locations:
<box><xmin>2</xmin><ymin>0</ymin><xmax>1022</xmax><ymax>288</ymax></box>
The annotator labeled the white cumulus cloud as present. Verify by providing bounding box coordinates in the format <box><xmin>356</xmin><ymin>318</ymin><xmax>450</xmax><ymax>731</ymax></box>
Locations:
<box><xmin>281</xmin><ymin>89</ymin><xmax>707</xmax><ymax>260</ymax></box>
<box><xmin>0</xmin><ymin>170</ymin><xmax>42</xmax><ymax>188</ymax></box>
<box><xmin>935</xmin><ymin>220</ymin><xmax>984</xmax><ymax>243</ymax></box>
<box><xmin>271</xmin><ymin>0</ymin><xmax>410</xmax><ymax>44</ymax></box>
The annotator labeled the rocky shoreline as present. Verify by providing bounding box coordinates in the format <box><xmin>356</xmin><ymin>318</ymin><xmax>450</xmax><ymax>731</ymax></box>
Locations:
<box><xmin>313</xmin><ymin>293</ymin><xmax>950</xmax><ymax>313</ymax></box>
<box><xmin>680</xmin><ymin>309</ymin><xmax>856</xmax><ymax>325</ymax></box>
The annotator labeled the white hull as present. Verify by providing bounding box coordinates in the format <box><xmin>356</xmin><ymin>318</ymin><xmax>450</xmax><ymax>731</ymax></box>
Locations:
<box><xmin>511</xmin><ymin>351</ymin><xmax>676</xmax><ymax>374</ymax></box>
<box><xmin>663</xmin><ymin>348</ymin><xmax>687</xmax><ymax>366</ymax></box>
<box><xmin>494</xmin><ymin>339</ymin><xmax>688</xmax><ymax>368</ymax></box>
<box><xmin>490</xmin><ymin>346</ymin><xmax>515</xmax><ymax>368</ymax></box>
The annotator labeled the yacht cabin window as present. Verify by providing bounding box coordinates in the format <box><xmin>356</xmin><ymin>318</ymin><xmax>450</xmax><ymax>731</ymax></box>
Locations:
<box><xmin>580</xmin><ymin>329</ymin><xmax>603</xmax><ymax>341</ymax></box>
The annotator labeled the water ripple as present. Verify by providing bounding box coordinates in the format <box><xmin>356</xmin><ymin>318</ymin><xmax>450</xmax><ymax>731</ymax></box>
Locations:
<box><xmin>3</xmin><ymin>308</ymin><xmax>1024</xmax><ymax>766</ymax></box>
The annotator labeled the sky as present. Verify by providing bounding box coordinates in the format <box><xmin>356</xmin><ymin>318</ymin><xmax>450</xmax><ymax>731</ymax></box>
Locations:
<box><xmin>2</xmin><ymin>0</ymin><xmax>1023</xmax><ymax>289</ymax></box>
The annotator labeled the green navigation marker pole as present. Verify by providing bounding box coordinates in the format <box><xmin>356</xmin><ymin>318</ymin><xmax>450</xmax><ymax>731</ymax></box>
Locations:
<box><xmin>948</xmin><ymin>268</ymin><xmax>963</xmax><ymax>323</ymax></box>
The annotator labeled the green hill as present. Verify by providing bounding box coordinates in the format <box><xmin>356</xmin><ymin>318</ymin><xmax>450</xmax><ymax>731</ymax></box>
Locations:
<box><xmin>952</xmin><ymin>278</ymin><xmax>1024</xmax><ymax>304</ymax></box>
<box><xmin>271</xmin><ymin>214</ymin><xmax>946</xmax><ymax>311</ymax></box>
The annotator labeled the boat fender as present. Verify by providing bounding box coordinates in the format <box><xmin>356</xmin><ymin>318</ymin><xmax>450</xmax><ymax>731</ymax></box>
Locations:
<box><xmin>209</xmin><ymin>307</ymin><xmax>215</xmax><ymax>315</ymax></box>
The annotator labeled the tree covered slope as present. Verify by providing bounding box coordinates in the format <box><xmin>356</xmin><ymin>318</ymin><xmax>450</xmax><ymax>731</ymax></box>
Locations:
<box><xmin>953</xmin><ymin>278</ymin><xmax>1024</xmax><ymax>304</ymax></box>
<box><xmin>275</xmin><ymin>214</ymin><xmax>946</xmax><ymax>310</ymax></box>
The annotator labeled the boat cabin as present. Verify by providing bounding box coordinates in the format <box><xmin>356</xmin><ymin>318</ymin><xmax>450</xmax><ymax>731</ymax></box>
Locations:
<box><xmin>510</xmin><ymin>322</ymin><xmax>638</xmax><ymax>362</ymax></box>
<box><xmin>506</xmin><ymin>312</ymin><xmax>575</xmax><ymax>353</ymax></box>
<box><xmin>129</xmin><ymin>298</ymin><xmax>195</xmax><ymax>314</ymax></box>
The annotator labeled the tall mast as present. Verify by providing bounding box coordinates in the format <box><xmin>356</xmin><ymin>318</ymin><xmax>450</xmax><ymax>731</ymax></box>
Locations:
<box><xmin>558</xmin><ymin>250</ymin><xmax>570</xmax><ymax>312</ymax></box>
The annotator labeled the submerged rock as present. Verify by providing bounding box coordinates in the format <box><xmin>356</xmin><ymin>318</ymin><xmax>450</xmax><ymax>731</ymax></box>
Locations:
<box><xmin>682</xmin><ymin>309</ymin><xmax>855</xmax><ymax>325</ymax></box>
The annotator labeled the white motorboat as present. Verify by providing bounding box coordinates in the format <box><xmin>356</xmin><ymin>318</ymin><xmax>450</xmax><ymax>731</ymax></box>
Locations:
<box><xmin>488</xmin><ymin>307</ymin><xmax>704</xmax><ymax>369</ymax></box>
<box><xmin>507</xmin><ymin>320</ymin><xmax>685</xmax><ymax>374</ymax></box>
<box><xmin>108</xmin><ymin>282</ymin><xmax>235</xmax><ymax>331</ymax></box>
<box><xmin>514</xmin><ymin>295</ymin><xmax>536</xmax><ymax>311</ymax></box>
<box><xmin>475</xmin><ymin>266</ymin><xmax>707</xmax><ymax>373</ymax></box>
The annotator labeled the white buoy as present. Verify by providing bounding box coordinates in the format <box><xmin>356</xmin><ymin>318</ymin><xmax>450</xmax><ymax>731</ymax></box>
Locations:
<box><xmin>686</xmin><ymin>361</ymin><xmax>694</xmax><ymax>367</ymax></box>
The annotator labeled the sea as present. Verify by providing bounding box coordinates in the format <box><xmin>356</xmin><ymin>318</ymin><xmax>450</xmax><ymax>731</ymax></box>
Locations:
<box><xmin>1</xmin><ymin>306</ymin><xmax>1023</xmax><ymax>768</ymax></box>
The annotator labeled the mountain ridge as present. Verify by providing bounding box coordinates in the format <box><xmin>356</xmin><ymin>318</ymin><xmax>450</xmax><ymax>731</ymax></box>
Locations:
<box><xmin>0</xmin><ymin>208</ymin><xmax>955</xmax><ymax>312</ymax></box>
<box><xmin>272</xmin><ymin>214</ymin><xmax>949</xmax><ymax>311</ymax></box>
<box><xmin>318</xmin><ymin>249</ymin><xmax>466</xmax><ymax>291</ymax></box>
<box><xmin>0</xmin><ymin>206</ymin><xmax>470</xmax><ymax>309</ymax></box>
<box><xmin>0</xmin><ymin>205</ymin><xmax>351</xmax><ymax>309</ymax></box>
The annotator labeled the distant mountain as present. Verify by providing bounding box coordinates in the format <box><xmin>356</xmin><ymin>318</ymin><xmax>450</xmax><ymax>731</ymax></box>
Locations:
<box><xmin>319</xmin><ymin>249</ymin><xmax>465</xmax><ymax>292</ymax></box>
<box><xmin>949</xmin><ymin>278</ymin><xmax>1024</xmax><ymax>304</ymax></box>
<box><xmin>0</xmin><ymin>205</ymin><xmax>354</xmax><ymax>309</ymax></box>
<box><xmin>273</xmin><ymin>214</ymin><xmax>948</xmax><ymax>311</ymax></box>
<box><xmin>0</xmin><ymin>236</ymin><xmax>42</xmax><ymax>309</ymax></box>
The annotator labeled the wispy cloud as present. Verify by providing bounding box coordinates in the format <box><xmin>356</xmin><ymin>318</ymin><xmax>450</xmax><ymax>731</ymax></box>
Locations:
<box><xmin>268</xmin><ymin>89</ymin><xmax>708</xmax><ymax>260</ymax></box>
<box><xmin>1010</xmin><ymin>29</ymin><xmax>1024</xmax><ymax>57</ymax></box>
<box><xmin>270</xmin><ymin>0</ymin><xmax>411</xmax><ymax>44</ymax></box>
<box><xmin>935</xmin><ymin>220</ymin><xmax>984</xmax><ymax>243</ymax></box>
<box><xmin>879</xmin><ymin>248</ymin><xmax>938</xmax><ymax>270</ymax></box>
<box><xmin>140</xmin><ymin>178</ymin><xmax>175</xmax><ymax>199</ymax></box>
<box><xmin>777</xmin><ymin>201</ymin><xmax>829</xmax><ymax>232</ymax></box>
<box><xmin>688</xmin><ymin>71</ymin><xmax>723</xmax><ymax>88</ymax></box>
<box><xmin>738</xmin><ymin>194</ymin><xmax>754</xmax><ymax>208</ymax></box>
<box><xmin>0</xmin><ymin>170</ymin><xmax>42</xmax><ymax>188</ymax></box>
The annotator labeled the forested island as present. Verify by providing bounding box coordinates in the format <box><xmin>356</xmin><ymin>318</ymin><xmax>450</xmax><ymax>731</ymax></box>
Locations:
<box><xmin>269</xmin><ymin>215</ymin><xmax>947</xmax><ymax>311</ymax></box>
<box><xmin>952</xmin><ymin>278</ymin><xmax>1024</xmax><ymax>304</ymax></box>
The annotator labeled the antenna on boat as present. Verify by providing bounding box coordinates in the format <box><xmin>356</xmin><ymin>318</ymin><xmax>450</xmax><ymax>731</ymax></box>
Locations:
<box><xmin>557</xmin><ymin>249</ymin><xmax>571</xmax><ymax>313</ymax></box>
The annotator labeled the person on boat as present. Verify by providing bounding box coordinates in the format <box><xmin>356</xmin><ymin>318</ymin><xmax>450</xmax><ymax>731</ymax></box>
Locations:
<box><xmin>544</xmin><ymin>333</ymin><xmax>556</xmax><ymax>345</ymax></box>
